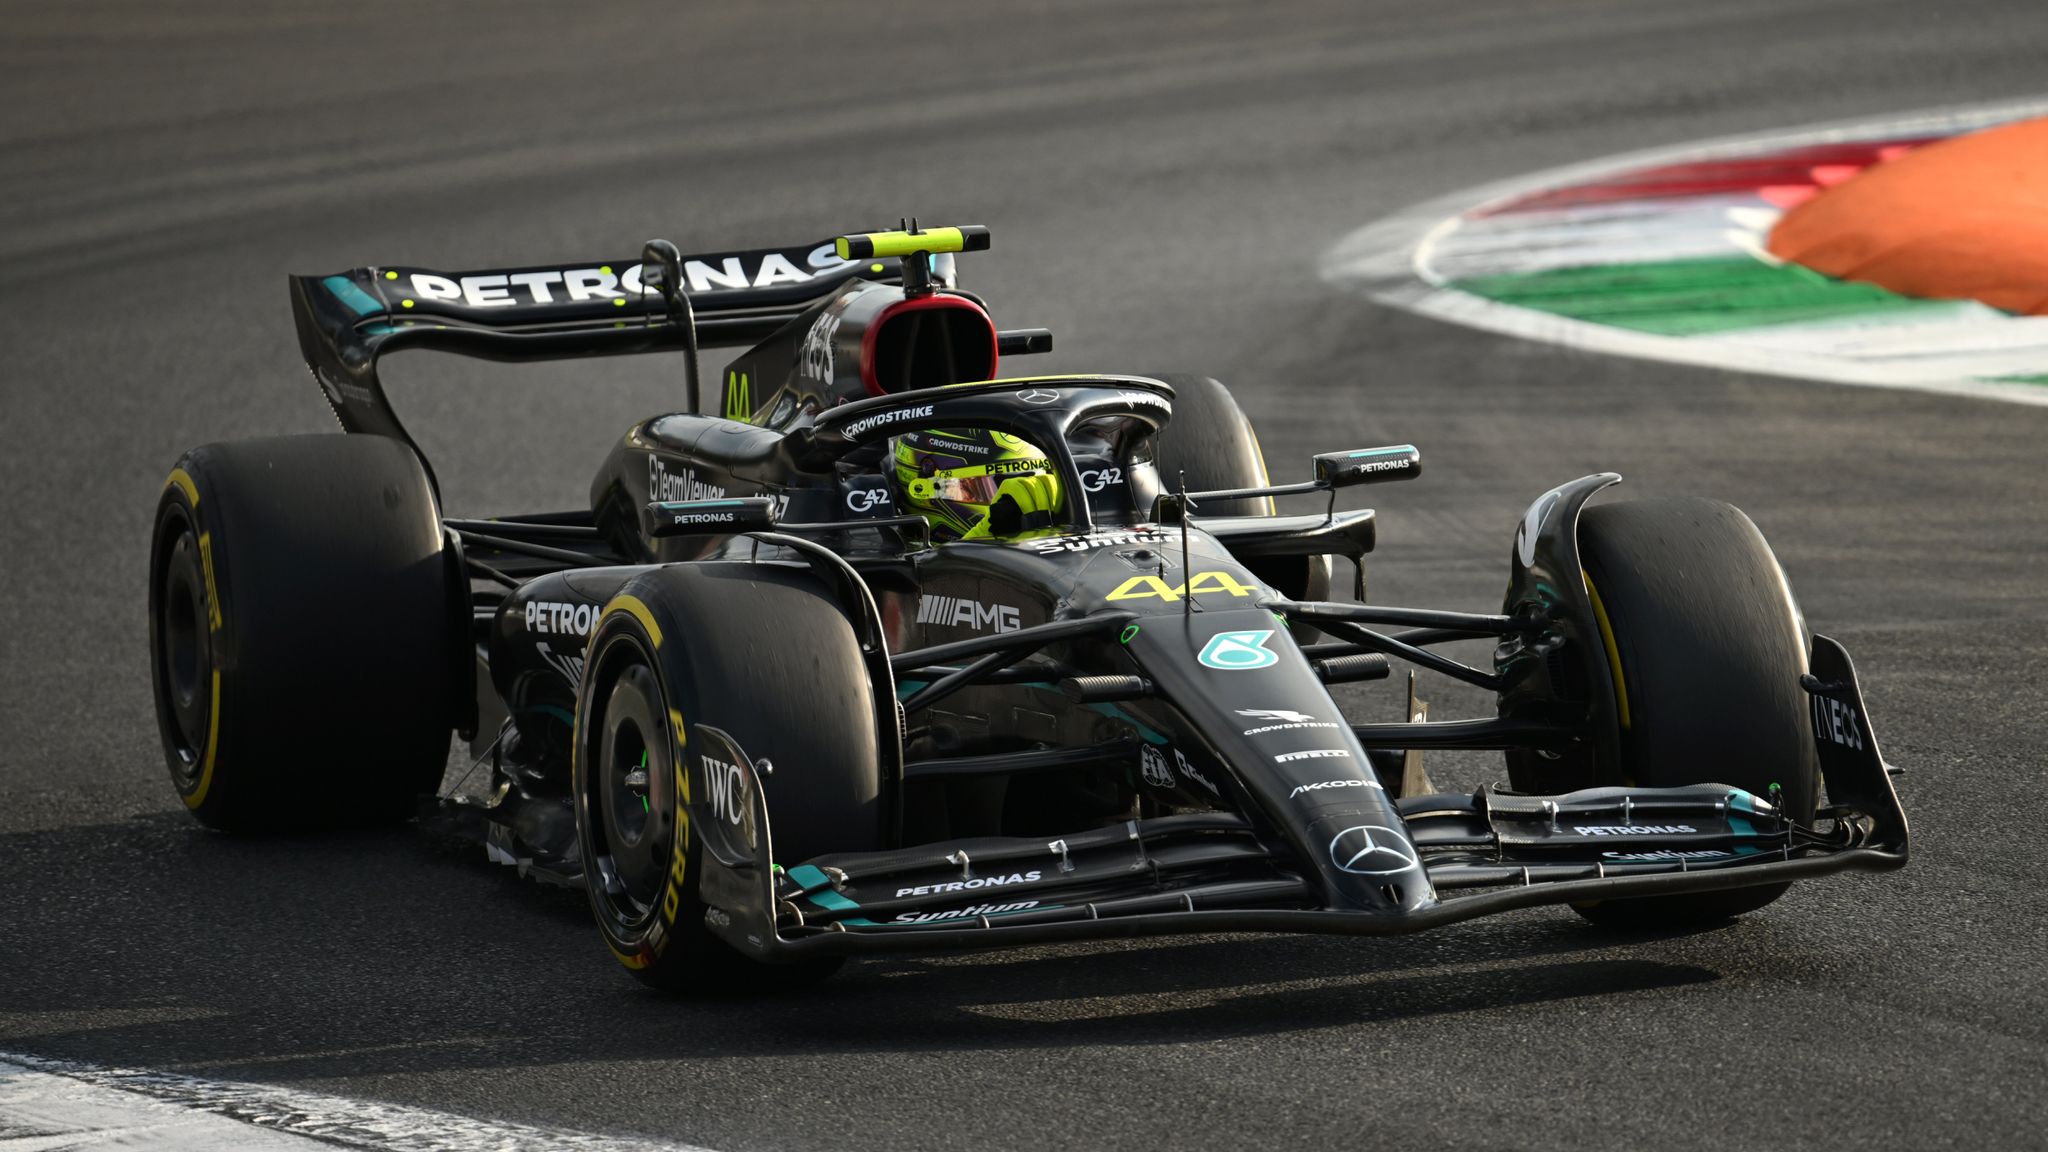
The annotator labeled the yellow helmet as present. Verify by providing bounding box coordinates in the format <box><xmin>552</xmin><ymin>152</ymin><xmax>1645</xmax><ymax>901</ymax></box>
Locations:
<box><xmin>894</xmin><ymin>428</ymin><xmax>1062</xmax><ymax>539</ymax></box>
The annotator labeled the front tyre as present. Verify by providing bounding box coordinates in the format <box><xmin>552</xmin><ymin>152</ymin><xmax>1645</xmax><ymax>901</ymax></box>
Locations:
<box><xmin>1147</xmin><ymin>374</ymin><xmax>1274</xmax><ymax>517</ymax></box>
<box><xmin>574</xmin><ymin>564</ymin><xmax>885</xmax><ymax>991</ymax></box>
<box><xmin>1568</xmin><ymin>497</ymin><xmax>1819</xmax><ymax>927</ymax></box>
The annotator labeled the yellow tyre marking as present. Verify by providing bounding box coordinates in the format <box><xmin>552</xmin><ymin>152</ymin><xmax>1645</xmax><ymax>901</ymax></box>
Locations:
<box><xmin>197</xmin><ymin>533</ymin><xmax>223</xmax><ymax>631</ymax></box>
<box><xmin>165</xmin><ymin>470</ymin><xmax>223</xmax><ymax>630</ymax></box>
<box><xmin>670</xmin><ymin>704</ymin><xmax>690</xmax><ymax>883</ymax></box>
<box><xmin>602</xmin><ymin>595</ymin><xmax>663</xmax><ymax>649</ymax></box>
<box><xmin>164</xmin><ymin>467</ymin><xmax>200</xmax><ymax>508</ymax></box>
<box><xmin>657</xmin><ymin>703</ymin><xmax>692</xmax><ymax>938</ymax></box>
<box><xmin>165</xmin><ymin>466</ymin><xmax>221</xmax><ymax>807</ymax></box>
<box><xmin>1584</xmin><ymin>570</ymin><xmax>1631</xmax><ymax>730</ymax></box>
<box><xmin>182</xmin><ymin>667</ymin><xmax>222</xmax><ymax>808</ymax></box>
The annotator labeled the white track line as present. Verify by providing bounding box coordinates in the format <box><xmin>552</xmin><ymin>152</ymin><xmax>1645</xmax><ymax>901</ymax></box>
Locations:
<box><xmin>0</xmin><ymin>1052</ymin><xmax>708</xmax><ymax>1152</ymax></box>
<box><xmin>0</xmin><ymin>1058</ymin><xmax>327</xmax><ymax>1150</ymax></box>
<box><xmin>1322</xmin><ymin>96</ymin><xmax>2048</xmax><ymax>407</ymax></box>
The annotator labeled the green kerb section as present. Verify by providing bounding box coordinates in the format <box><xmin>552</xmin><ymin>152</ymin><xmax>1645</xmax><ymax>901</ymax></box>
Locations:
<box><xmin>1449</xmin><ymin>255</ymin><xmax>1957</xmax><ymax>336</ymax></box>
<box><xmin>1984</xmin><ymin>374</ymin><xmax>2048</xmax><ymax>386</ymax></box>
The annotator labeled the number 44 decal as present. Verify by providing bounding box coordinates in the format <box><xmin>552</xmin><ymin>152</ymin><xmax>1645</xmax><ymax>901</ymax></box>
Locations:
<box><xmin>1107</xmin><ymin>570</ymin><xmax>1257</xmax><ymax>603</ymax></box>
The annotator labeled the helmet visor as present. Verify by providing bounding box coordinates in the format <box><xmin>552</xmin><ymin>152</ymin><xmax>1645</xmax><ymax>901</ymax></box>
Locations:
<box><xmin>921</xmin><ymin>473</ymin><xmax>1003</xmax><ymax>506</ymax></box>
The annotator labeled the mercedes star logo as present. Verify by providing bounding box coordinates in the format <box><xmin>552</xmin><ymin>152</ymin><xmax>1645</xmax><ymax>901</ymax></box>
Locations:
<box><xmin>1019</xmin><ymin>388</ymin><xmax>1060</xmax><ymax>404</ymax></box>
<box><xmin>1329</xmin><ymin>825</ymin><xmax>1419</xmax><ymax>875</ymax></box>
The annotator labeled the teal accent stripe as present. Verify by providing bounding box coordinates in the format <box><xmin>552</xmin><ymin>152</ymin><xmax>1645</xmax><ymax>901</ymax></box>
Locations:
<box><xmin>785</xmin><ymin>864</ymin><xmax>860</xmax><ymax>911</ymax></box>
<box><xmin>1727</xmin><ymin>815</ymin><xmax>1761</xmax><ymax>838</ymax></box>
<box><xmin>323</xmin><ymin>275</ymin><xmax>384</xmax><ymax>317</ymax></box>
<box><xmin>1346</xmin><ymin>445</ymin><xmax>1416</xmax><ymax>457</ymax></box>
<box><xmin>654</xmin><ymin>499</ymin><xmax>746</xmax><ymax>508</ymax></box>
<box><xmin>785</xmin><ymin>865</ymin><xmax>833</xmax><ymax>890</ymax></box>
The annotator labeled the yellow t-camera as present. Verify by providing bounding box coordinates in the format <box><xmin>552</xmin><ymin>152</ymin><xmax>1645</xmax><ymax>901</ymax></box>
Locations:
<box><xmin>836</xmin><ymin>226</ymin><xmax>992</xmax><ymax>261</ymax></box>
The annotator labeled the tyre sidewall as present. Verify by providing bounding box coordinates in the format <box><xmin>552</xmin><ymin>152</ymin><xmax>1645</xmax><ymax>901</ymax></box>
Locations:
<box><xmin>149</xmin><ymin>480</ymin><xmax>227</xmax><ymax>820</ymax></box>
<box><xmin>573</xmin><ymin>615</ymin><xmax>696</xmax><ymax>977</ymax></box>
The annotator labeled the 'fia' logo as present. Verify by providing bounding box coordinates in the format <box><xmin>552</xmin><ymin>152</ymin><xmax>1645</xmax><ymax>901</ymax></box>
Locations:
<box><xmin>1139</xmin><ymin>746</ymin><xmax>1175</xmax><ymax>787</ymax></box>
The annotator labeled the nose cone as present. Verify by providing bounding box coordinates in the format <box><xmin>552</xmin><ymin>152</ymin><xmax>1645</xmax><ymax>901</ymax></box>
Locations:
<box><xmin>1121</xmin><ymin>608</ymin><xmax>1436</xmax><ymax>913</ymax></box>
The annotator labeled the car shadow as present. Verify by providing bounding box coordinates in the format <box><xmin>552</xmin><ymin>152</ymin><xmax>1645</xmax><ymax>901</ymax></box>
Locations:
<box><xmin>0</xmin><ymin>813</ymin><xmax>1737</xmax><ymax>1084</ymax></box>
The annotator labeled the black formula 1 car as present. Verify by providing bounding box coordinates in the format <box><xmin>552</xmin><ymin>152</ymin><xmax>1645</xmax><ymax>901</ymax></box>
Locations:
<box><xmin>148</xmin><ymin>224</ymin><xmax>1909</xmax><ymax>988</ymax></box>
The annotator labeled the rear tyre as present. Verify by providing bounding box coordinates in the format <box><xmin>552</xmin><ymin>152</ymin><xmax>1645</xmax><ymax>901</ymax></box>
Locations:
<box><xmin>1566</xmin><ymin>497</ymin><xmax>1818</xmax><ymax>927</ymax></box>
<box><xmin>149</xmin><ymin>435</ymin><xmax>455</xmax><ymax>831</ymax></box>
<box><xmin>574</xmin><ymin>563</ymin><xmax>884</xmax><ymax>991</ymax></box>
<box><xmin>1148</xmin><ymin>374</ymin><xmax>1329</xmax><ymax>602</ymax></box>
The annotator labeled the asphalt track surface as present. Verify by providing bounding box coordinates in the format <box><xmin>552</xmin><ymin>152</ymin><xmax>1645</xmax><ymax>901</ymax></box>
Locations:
<box><xmin>4</xmin><ymin>2</ymin><xmax>2048</xmax><ymax>1149</ymax></box>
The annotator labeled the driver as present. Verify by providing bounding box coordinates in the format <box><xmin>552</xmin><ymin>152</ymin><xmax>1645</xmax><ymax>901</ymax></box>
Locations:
<box><xmin>893</xmin><ymin>427</ymin><xmax>1063</xmax><ymax>540</ymax></box>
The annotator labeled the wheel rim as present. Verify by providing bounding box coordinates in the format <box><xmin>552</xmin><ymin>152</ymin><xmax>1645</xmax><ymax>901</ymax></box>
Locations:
<box><xmin>152</xmin><ymin>508</ymin><xmax>214</xmax><ymax>789</ymax></box>
<box><xmin>582</xmin><ymin>643</ymin><xmax>678</xmax><ymax>938</ymax></box>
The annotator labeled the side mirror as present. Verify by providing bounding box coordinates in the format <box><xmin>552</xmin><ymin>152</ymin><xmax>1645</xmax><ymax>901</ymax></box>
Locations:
<box><xmin>1313</xmin><ymin>445</ymin><xmax>1420</xmax><ymax>488</ymax></box>
<box><xmin>645</xmin><ymin>497</ymin><xmax>779</xmax><ymax>537</ymax></box>
<box><xmin>1149</xmin><ymin>443</ymin><xmax>1422</xmax><ymax>522</ymax></box>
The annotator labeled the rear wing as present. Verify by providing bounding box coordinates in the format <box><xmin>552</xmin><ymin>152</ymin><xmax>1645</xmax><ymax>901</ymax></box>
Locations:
<box><xmin>289</xmin><ymin>237</ymin><xmax>900</xmax><ymax>490</ymax></box>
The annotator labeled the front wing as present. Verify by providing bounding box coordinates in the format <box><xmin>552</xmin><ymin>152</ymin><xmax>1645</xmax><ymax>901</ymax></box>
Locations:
<box><xmin>693</xmin><ymin>635</ymin><xmax>1907</xmax><ymax>960</ymax></box>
